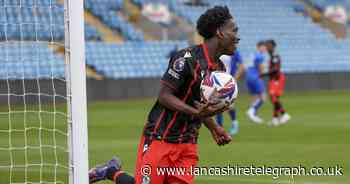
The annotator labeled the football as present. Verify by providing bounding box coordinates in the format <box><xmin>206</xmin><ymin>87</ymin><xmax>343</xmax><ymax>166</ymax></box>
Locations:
<box><xmin>200</xmin><ymin>71</ymin><xmax>238</xmax><ymax>108</ymax></box>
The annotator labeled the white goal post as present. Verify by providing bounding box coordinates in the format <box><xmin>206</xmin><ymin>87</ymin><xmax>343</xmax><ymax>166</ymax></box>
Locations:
<box><xmin>0</xmin><ymin>0</ymin><xmax>89</xmax><ymax>183</ymax></box>
<box><xmin>64</xmin><ymin>0</ymin><xmax>89</xmax><ymax>183</ymax></box>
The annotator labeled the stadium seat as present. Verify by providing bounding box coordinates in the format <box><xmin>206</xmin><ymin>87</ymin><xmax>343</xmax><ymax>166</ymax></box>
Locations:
<box><xmin>0</xmin><ymin>1</ymin><xmax>101</xmax><ymax>41</ymax></box>
<box><xmin>85</xmin><ymin>0</ymin><xmax>144</xmax><ymax>41</ymax></box>
<box><xmin>0</xmin><ymin>42</ymin><xmax>64</xmax><ymax>79</ymax></box>
<box><xmin>163</xmin><ymin>0</ymin><xmax>350</xmax><ymax>73</ymax></box>
<box><xmin>2</xmin><ymin>0</ymin><xmax>350</xmax><ymax>80</ymax></box>
<box><xmin>85</xmin><ymin>41</ymin><xmax>187</xmax><ymax>79</ymax></box>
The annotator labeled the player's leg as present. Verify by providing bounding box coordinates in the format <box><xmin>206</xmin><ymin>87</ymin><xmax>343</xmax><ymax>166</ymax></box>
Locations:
<box><xmin>255</xmin><ymin>93</ymin><xmax>265</xmax><ymax>116</ymax></box>
<box><xmin>246</xmin><ymin>79</ymin><xmax>265</xmax><ymax>123</ymax></box>
<box><xmin>268</xmin><ymin>79</ymin><xmax>279</xmax><ymax>126</ymax></box>
<box><xmin>276</xmin><ymin>95</ymin><xmax>290</xmax><ymax>124</ymax></box>
<box><xmin>135</xmin><ymin>136</ymin><xmax>171</xmax><ymax>184</ymax></box>
<box><xmin>88</xmin><ymin>156</ymin><xmax>135</xmax><ymax>184</ymax></box>
<box><xmin>105</xmin><ymin>160</ymin><xmax>134</xmax><ymax>184</ymax></box>
<box><xmin>255</xmin><ymin>79</ymin><xmax>266</xmax><ymax>118</ymax></box>
<box><xmin>227</xmin><ymin>108</ymin><xmax>239</xmax><ymax>135</ymax></box>
<box><xmin>246</xmin><ymin>80</ymin><xmax>261</xmax><ymax>123</ymax></box>
<box><xmin>268</xmin><ymin>76</ymin><xmax>290</xmax><ymax>125</ymax></box>
<box><xmin>112</xmin><ymin>172</ymin><xmax>135</xmax><ymax>184</ymax></box>
<box><xmin>268</xmin><ymin>92</ymin><xmax>281</xmax><ymax>126</ymax></box>
<box><xmin>166</xmin><ymin>144</ymin><xmax>198</xmax><ymax>184</ymax></box>
<box><xmin>215</xmin><ymin>113</ymin><xmax>224</xmax><ymax>127</ymax></box>
<box><xmin>271</xmin><ymin>95</ymin><xmax>290</xmax><ymax>125</ymax></box>
<box><xmin>277</xmin><ymin>74</ymin><xmax>291</xmax><ymax>124</ymax></box>
<box><xmin>247</xmin><ymin>96</ymin><xmax>264</xmax><ymax>123</ymax></box>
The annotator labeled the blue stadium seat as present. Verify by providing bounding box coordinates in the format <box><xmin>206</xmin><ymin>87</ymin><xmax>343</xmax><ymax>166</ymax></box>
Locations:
<box><xmin>1</xmin><ymin>0</ymin><xmax>349</xmax><ymax>79</ymax></box>
<box><xmin>125</xmin><ymin>0</ymin><xmax>350</xmax><ymax>73</ymax></box>
<box><xmin>85</xmin><ymin>41</ymin><xmax>187</xmax><ymax>79</ymax></box>
<box><xmin>85</xmin><ymin>0</ymin><xmax>144</xmax><ymax>41</ymax></box>
<box><xmin>0</xmin><ymin>0</ymin><xmax>101</xmax><ymax>41</ymax></box>
<box><xmin>0</xmin><ymin>42</ymin><xmax>64</xmax><ymax>79</ymax></box>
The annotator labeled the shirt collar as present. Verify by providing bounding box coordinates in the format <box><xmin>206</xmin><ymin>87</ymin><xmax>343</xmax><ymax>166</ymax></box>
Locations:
<box><xmin>202</xmin><ymin>43</ymin><xmax>217</xmax><ymax>70</ymax></box>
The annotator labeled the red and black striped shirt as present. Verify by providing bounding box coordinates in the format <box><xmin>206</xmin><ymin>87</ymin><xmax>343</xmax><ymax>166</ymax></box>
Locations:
<box><xmin>143</xmin><ymin>44</ymin><xmax>223</xmax><ymax>144</ymax></box>
<box><xmin>268</xmin><ymin>53</ymin><xmax>282</xmax><ymax>80</ymax></box>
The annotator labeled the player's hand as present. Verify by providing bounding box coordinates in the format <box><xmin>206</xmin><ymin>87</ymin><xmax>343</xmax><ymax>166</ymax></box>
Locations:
<box><xmin>193</xmin><ymin>101</ymin><xmax>230</xmax><ymax>118</ymax></box>
<box><xmin>211</xmin><ymin>126</ymin><xmax>232</xmax><ymax>146</ymax></box>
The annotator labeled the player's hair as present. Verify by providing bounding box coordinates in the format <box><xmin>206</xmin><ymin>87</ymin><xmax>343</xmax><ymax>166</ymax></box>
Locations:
<box><xmin>257</xmin><ymin>40</ymin><xmax>266</xmax><ymax>47</ymax></box>
<box><xmin>265</xmin><ymin>39</ymin><xmax>277</xmax><ymax>47</ymax></box>
<box><xmin>196</xmin><ymin>6</ymin><xmax>233</xmax><ymax>39</ymax></box>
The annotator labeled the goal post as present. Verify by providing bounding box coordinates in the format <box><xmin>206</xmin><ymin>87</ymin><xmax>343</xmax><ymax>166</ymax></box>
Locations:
<box><xmin>64</xmin><ymin>0</ymin><xmax>89</xmax><ymax>184</ymax></box>
<box><xmin>0</xmin><ymin>0</ymin><xmax>89</xmax><ymax>183</ymax></box>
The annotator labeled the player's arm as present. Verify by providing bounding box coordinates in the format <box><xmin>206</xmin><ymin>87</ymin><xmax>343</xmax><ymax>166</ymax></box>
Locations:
<box><xmin>258</xmin><ymin>62</ymin><xmax>265</xmax><ymax>75</ymax></box>
<box><xmin>234</xmin><ymin>51</ymin><xmax>245</xmax><ymax>80</ymax></box>
<box><xmin>203</xmin><ymin>117</ymin><xmax>232</xmax><ymax>146</ymax></box>
<box><xmin>158</xmin><ymin>84</ymin><xmax>198</xmax><ymax>115</ymax></box>
<box><xmin>159</xmin><ymin>54</ymin><xmax>226</xmax><ymax>118</ymax></box>
<box><xmin>159</xmin><ymin>57</ymin><xmax>199</xmax><ymax>116</ymax></box>
<box><xmin>258</xmin><ymin>63</ymin><xmax>269</xmax><ymax>78</ymax></box>
<box><xmin>235</xmin><ymin>63</ymin><xmax>245</xmax><ymax>80</ymax></box>
<box><xmin>255</xmin><ymin>55</ymin><xmax>268</xmax><ymax>78</ymax></box>
<box><xmin>159</xmin><ymin>86</ymin><xmax>228</xmax><ymax>118</ymax></box>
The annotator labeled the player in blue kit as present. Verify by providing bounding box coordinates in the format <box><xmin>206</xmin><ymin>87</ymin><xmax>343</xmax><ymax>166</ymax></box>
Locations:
<box><xmin>216</xmin><ymin>51</ymin><xmax>244</xmax><ymax>135</ymax></box>
<box><xmin>245</xmin><ymin>41</ymin><xmax>267</xmax><ymax>123</ymax></box>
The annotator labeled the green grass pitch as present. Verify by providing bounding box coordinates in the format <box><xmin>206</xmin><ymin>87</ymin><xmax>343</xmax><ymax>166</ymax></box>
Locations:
<box><xmin>1</xmin><ymin>90</ymin><xmax>349</xmax><ymax>184</ymax></box>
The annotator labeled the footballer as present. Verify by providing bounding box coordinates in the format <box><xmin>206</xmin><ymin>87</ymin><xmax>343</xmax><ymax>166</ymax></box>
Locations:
<box><xmin>89</xmin><ymin>6</ymin><xmax>240</xmax><ymax>184</ymax></box>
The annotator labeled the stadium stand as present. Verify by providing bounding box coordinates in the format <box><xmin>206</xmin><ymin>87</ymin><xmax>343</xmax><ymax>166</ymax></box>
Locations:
<box><xmin>146</xmin><ymin>0</ymin><xmax>350</xmax><ymax>73</ymax></box>
<box><xmin>0</xmin><ymin>40</ymin><xmax>187</xmax><ymax>80</ymax></box>
<box><xmin>130</xmin><ymin>0</ymin><xmax>207</xmax><ymax>24</ymax></box>
<box><xmin>85</xmin><ymin>23</ymin><xmax>103</xmax><ymax>41</ymax></box>
<box><xmin>0</xmin><ymin>42</ymin><xmax>65</xmax><ymax>79</ymax></box>
<box><xmin>222</xmin><ymin>0</ymin><xmax>350</xmax><ymax>73</ymax></box>
<box><xmin>85</xmin><ymin>41</ymin><xmax>187</xmax><ymax>79</ymax></box>
<box><xmin>308</xmin><ymin>0</ymin><xmax>350</xmax><ymax>27</ymax></box>
<box><xmin>307</xmin><ymin>0</ymin><xmax>350</xmax><ymax>11</ymax></box>
<box><xmin>2</xmin><ymin>0</ymin><xmax>350</xmax><ymax>80</ymax></box>
<box><xmin>215</xmin><ymin>0</ymin><xmax>346</xmax><ymax>72</ymax></box>
<box><xmin>84</xmin><ymin>0</ymin><xmax>144</xmax><ymax>41</ymax></box>
<box><xmin>0</xmin><ymin>0</ymin><xmax>101</xmax><ymax>41</ymax></box>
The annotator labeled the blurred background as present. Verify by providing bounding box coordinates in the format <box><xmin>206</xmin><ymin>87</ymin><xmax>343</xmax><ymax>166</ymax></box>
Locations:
<box><xmin>1</xmin><ymin>0</ymin><xmax>350</xmax><ymax>95</ymax></box>
<box><xmin>83</xmin><ymin>0</ymin><xmax>350</xmax><ymax>98</ymax></box>
<box><xmin>0</xmin><ymin>0</ymin><xmax>349</xmax><ymax>184</ymax></box>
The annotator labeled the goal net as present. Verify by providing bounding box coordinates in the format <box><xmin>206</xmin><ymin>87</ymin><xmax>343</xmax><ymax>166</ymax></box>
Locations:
<box><xmin>0</xmin><ymin>0</ymin><xmax>88</xmax><ymax>183</ymax></box>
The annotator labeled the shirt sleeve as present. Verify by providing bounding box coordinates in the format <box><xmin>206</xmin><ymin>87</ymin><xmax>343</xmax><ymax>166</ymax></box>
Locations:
<box><xmin>161</xmin><ymin>53</ymin><xmax>192</xmax><ymax>91</ymax></box>
<box><xmin>219</xmin><ymin>55</ymin><xmax>231</xmax><ymax>63</ymax></box>
<box><xmin>219</xmin><ymin>55</ymin><xmax>231</xmax><ymax>72</ymax></box>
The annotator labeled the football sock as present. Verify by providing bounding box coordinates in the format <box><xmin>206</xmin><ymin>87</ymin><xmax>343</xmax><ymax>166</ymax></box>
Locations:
<box><xmin>107</xmin><ymin>167</ymin><xmax>119</xmax><ymax>180</ymax></box>
<box><xmin>216</xmin><ymin>113</ymin><xmax>224</xmax><ymax>127</ymax></box>
<box><xmin>252</xmin><ymin>98</ymin><xmax>263</xmax><ymax>114</ymax></box>
<box><xmin>114</xmin><ymin>173</ymin><xmax>134</xmax><ymax>184</ymax></box>
<box><xmin>107</xmin><ymin>168</ymin><xmax>134</xmax><ymax>184</ymax></box>
<box><xmin>273</xmin><ymin>100</ymin><xmax>285</xmax><ymax>117</ymax></box>
<box><xmin>273</xmin><ymin>103</ymin><xmax>279</xmax><ymax>117</ymax></box>
<box><xmin>228</xmin><ymin>109</ymin><xmax>236</xmax><ymax>121</ymax></box>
